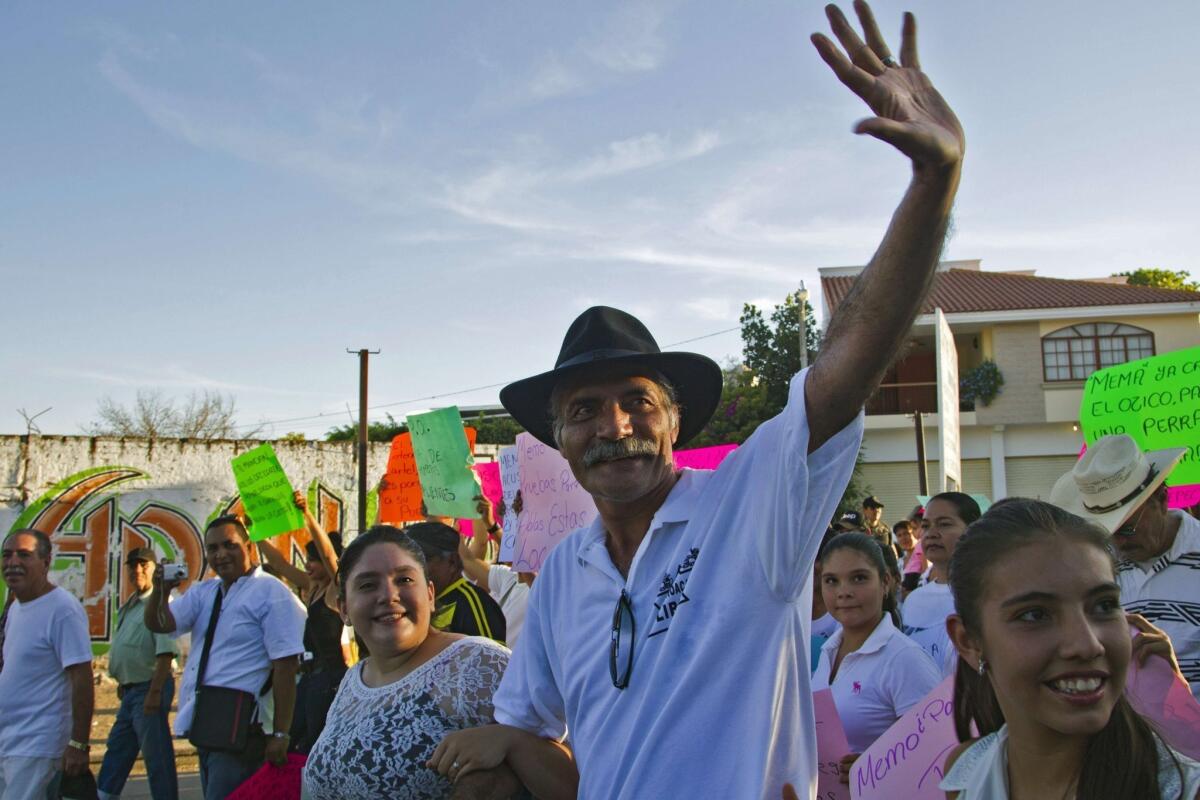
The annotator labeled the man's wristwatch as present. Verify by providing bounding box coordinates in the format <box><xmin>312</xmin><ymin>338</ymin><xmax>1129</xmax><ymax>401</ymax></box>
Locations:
<box><xmin>67</xmin><ymin>739</ymin><xmax>90</xmax><ymax>752</ymax></box>
<box><xmin>271</xmin><ymin>731</ymin><xmax>290</xmax><ymax>741</ymax></box>
<box><xmin>487</xmin><ymin>522</ymin><xmax>501</xmax><ymax>535</ymax></box>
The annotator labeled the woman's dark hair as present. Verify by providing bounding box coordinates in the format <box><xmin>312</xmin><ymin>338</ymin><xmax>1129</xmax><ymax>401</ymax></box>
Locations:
<box><xmin>818</xmin><ymin>533</ymin><xmax>901</xmax><ymax>628</ymax></box>
<box><xmin>305</xmin><ymin>531</ymin><xmax>344</xmax><ymax>562</ymax></box>
<box><xmin>948</xmin><ymin>497</ymin><xmax>1183</xmax><ymax>800</ymax></box>
<box><xmin>337</xmin><ymin>526</ymin><xmax>427</xmax><ymax>598</ymax></box>
<box><xmin>926</xmin><ymin>491</ymin><xmax>982</xmax><ymax>526</ymax></box>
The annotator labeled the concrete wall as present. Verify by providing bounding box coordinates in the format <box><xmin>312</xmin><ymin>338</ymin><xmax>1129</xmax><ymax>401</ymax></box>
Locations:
<box><xmin>975</xmin><ymin>321</ymin><xmax>1047</xmax><ymax>426</ymax></box>
<box><xmin>0</xmin><ymin>435</ymin><xmax>394</xmax><ymax>652</ymax></box>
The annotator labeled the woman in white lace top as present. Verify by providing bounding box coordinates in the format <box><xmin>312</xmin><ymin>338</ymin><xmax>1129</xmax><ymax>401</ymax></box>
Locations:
<box><xmin>301</xmin><ymin>526</ymin><xmax>510</xmax><ymax>800</ymax></box>
<box><xmin>941</xmin><ymin>500</ymin><xmax>1200</xmax><ymax>799</ymax></box>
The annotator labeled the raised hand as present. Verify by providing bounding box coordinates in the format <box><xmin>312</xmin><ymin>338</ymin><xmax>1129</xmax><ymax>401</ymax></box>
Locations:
<box><xmin>811</xmin><ymin>1</ymin><xmax>963</xmax><ymax>174</ymax></box>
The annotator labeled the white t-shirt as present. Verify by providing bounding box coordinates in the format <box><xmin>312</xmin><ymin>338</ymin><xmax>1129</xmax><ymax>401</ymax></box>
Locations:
<box><xmin>0</xmin><ymin>587</ymin><xmax>93</xmax><ymax>757</ymax></box>
<box><xmin>811</xmin><ymin>615</ymin><xmax>942</xmax><ymax>753</ymax></box>
<box><xmin>901</xmin><ymin>580</ymin><xmax>958</xmax><ymax>676</ymax></box>
<box><xmin>169</xmin><ymin>567</ymin><xmax>307</xmax><ymax>735</ymax></box>
<box><xmin>487</xmin><ymin>565</ymin><xmax>529</xmax><ymax>646</ymax></box>
<box><xmin>1117</xmin><ymin>510</ymin><xmax>1200</xmax><ymax>698</ymax></box>
<box><xmin>494</xmin><ymin>369</ymin><xmax>864</xmax><ymax>800</ymax></box>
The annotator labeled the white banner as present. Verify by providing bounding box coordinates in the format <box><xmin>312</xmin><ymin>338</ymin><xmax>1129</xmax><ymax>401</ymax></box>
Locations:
<box><xmin>935</xmin><ymin>307</ymin><xmax>961</xmax><ymax>491</ymax></box>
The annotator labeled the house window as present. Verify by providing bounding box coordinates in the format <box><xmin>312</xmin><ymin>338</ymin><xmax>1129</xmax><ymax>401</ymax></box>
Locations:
<box><xmin>1042</xmin><ymin>323</ymin><xmax>1155</xmax><ymax>381</ymax></box>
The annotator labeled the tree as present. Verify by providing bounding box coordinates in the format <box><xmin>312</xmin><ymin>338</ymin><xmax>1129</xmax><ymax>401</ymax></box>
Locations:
<box><xmin>739</xmin><ymin>290</ymin><xmax>822</xmax><ymax>415</ymax></box>
<box><xmin>1116</xmin><ymin>268</ymin><xmax>1199</xmax><ymax>292</ymax></box>
<box><xmin>325</xmin><ymin>412</ymin><xmax>525</xmax><ymax>445</ymax></box>
<box><xmin>87</xmin><ymin>390</ymin><xmax>262</xmax><ymax>439</ymax></box>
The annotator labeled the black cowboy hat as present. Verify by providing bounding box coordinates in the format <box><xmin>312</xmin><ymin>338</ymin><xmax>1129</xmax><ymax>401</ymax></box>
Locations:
<box><xmin>500</xmin><ymin>306</ymin><xmax>723</xmax><ymax>449</ymax></box>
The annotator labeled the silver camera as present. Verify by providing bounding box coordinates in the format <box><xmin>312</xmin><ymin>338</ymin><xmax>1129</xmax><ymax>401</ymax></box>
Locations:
<box><xmin>162</xmin><ymin>563</ymin><xmax>188</xmax><ymax>582</ymax></box>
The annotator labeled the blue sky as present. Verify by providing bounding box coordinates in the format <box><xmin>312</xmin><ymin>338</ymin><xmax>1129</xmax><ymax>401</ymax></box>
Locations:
<box><xmin>2</xmin><ymin>1</ymin><xmax>1197</xmax><ymax>437</ymax></box>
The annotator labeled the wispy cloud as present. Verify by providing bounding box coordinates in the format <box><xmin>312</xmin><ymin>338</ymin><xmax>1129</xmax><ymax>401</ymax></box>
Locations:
<box><xmin>583</xmin><ymin>0</ymin><xmax>674</xmax><ymax>73</ymax></box>
<box><xmin>564</xmin><ymin>130</ymin><xmax>720</xmax><ymax>182</ymax></box>
<box><xmin>46</xmin><ymin>365</ymin><xmax>337</xmax><ymax>399</ymax></box>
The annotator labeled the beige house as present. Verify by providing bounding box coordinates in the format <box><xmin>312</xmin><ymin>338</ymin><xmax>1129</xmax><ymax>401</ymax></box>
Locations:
<box><xmin>820</xmin><ymin>260</ymin><xmax>1200</xmax><ymax>518</ymax></box>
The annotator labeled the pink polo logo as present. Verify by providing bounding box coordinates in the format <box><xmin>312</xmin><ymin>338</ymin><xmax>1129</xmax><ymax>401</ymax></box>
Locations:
<box><xmin>852</xmin><ymin>681</ymin><xmax>862</xmax><ymax>695</ymax></box>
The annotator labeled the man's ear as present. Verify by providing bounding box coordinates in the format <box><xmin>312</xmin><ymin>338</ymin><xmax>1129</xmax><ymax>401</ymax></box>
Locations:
<box><xmin>946</xmin><ymin>614</ymin><xmax>983</xmax><ymax>670</ymax></box>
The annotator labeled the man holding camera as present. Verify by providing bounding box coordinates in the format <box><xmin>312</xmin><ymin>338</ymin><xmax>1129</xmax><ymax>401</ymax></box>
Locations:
<box><xmin>145</xmin><ymin>516</ymin><xmax>306</xmax><ymax>800</ymax></box>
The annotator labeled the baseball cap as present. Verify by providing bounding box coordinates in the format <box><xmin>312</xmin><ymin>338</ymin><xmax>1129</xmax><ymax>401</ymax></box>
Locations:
<box><xmin>125</xmin><ymin>548</ymin><xmax>157</xmax><ymax>565</ymax></box>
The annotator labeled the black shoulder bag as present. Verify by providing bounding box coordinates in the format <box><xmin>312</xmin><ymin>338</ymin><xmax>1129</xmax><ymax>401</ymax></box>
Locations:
<box><xmin>187</xmin><ymin>587</ymin><xmax>259</xmax><ymax>753</ymax></box>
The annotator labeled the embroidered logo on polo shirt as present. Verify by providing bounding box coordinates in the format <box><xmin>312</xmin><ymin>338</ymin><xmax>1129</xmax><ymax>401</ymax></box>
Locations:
<box><xmin>649</xmin><ymin>547</ymin><xmax>699</xmax><ymax>638</ymax></box>
<box><xmin>852</xmin><ymin>681</ymin><xmax>862</xmax><ymax>695</ymax></box>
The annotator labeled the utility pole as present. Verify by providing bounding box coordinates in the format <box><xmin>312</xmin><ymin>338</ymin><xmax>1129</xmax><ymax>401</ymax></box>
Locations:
<box><xmin>347</xmin><ymin>349</ymin><xmax>380</xmax><ymax>534</ymax></box>
<box><xmin>913</xmin><ymin>411</ymin><xmax>929</xmax><ymax>496</ymax></box>
<box><xmin>797</xmin><ymin>281</ymin><xmax>809</xmax><ymax>371</ymax></box>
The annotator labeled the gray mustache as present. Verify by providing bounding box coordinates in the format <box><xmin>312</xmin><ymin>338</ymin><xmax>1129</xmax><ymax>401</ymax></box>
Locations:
<box><xmin>582</xmin><ymin>438</ymin><xmax>659</xmax><ymax>467</ymax></box>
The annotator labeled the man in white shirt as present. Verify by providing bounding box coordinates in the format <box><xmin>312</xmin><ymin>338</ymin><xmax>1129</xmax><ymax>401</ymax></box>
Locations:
<box><xmin>0</xmin><ymin>529</ymin><xmax>94</xmax><ymax>800</ymax></box>
<box><xmin>145</xmin><ymin>516</ymin><xmax>306</xmax><ymax>800</ymax></box>
<box><xmin>431</xmin><ymin>4</ymin><xmax>965</xmax><ymax>797</ymax></box>
<box><xmin>460</xmin><ymin>496</ymin><xmax>533</xmax><ymax>645</ymax></box>
<box><xmin>1051</xmin><ymin>434</ymin><xmax>1200</xmax><ymax>697</ymax></box>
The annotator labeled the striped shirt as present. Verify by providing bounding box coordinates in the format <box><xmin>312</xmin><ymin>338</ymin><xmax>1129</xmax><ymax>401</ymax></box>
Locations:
<box><xmin>1117</xmin><ymin>511</ymin><xmax>1200</xmax><ymax>698</ymax></box>
<box><xmin>432</xmin><ymin>578</ymin><xmax>507</xmax><ymax>644</ymax></box>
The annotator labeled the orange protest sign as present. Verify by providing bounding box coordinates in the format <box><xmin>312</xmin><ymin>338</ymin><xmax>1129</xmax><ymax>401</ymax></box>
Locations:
<box><xmin>378</xmin><ymin>427</ymin><xmax>476</xmax><ymax>524</ymax></box>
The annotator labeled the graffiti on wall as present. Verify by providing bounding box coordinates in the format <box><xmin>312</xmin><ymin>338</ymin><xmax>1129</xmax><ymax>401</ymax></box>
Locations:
<box><xmin>2</xmin><ymin>466</ymin><xmax>359</xmax><ymax>653</ymax></box>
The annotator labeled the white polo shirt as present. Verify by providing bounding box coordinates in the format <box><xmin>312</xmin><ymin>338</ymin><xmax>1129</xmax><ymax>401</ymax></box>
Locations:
<box><xmin>811</xmin><ymin>614</ymin><xmax>941</xmax><ymax>753</ymax></box>
<box><xmin>901</xmin><ymin>580</ymin><xmax>958</xmax><ymax>676</ymax></box>
<box><xmin>168</xmin><ymin>566</ymin><xmax>306</xmax><ymax>735</ymax></box>
<box><xmin>494</xmin><ymin>369</ymin><xmax>863</xmax><ymax>800</ymax></box>
<box><xmin>487</xmin><ymin>565</ymin><xmax>529</xmax><ymax>646</ymax></box>
<box><xmin>1117</xmin><ymin>511</ymin><xmax>1200</xmax><ymax>698</ymax></box>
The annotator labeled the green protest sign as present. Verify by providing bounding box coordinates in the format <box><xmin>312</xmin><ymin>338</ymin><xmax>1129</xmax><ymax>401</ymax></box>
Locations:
<box><xmin>407</xmin><ymin>406</ymin><xmax>480</xmax><ymax>519</ymax></box>
<box><xmin>230</xmin><ymin>443</ymin><xmax>306</xmax><ymax>541</ymax></box>
<box><xmin>1079</xmin><ymin>346</ymin><xmax>1200</xmax><ymax>485</ymax></box>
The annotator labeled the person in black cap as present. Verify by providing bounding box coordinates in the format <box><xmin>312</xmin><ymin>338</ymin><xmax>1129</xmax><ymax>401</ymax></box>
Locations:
<box><xmin>861</xmin><ymin>495</ymin><xmax>895</xmax><ymax>557</ymax></box>
<box><xmin>405</xmin><ymin>522</ymin><xmax>507</xmax><ymax>645</ymax></box>
<box><xmin>835</xmin><ymin>510</ymin><xmax>865</xmax><ymax>532</ymax></box>
<box><xmin>432</xmin><ymin>2</ymin><xmax>965</xmax><ymax>797</ymax></box>
<box><xmin>97</xmin><ymin>548</ymin><xmax>180</xmax><ymax>800</ymax></box>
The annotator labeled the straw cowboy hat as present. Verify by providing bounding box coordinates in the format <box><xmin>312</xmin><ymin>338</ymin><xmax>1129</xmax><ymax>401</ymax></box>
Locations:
<box><xmin>1049</xmin><ymin>434</ymin><xmax>1186</xmax><ymax>533</ymax></box>
<box><xmin>500</xmin><ymin>306</ymin><xmax>723</xmax><ymax>449</ymax></box>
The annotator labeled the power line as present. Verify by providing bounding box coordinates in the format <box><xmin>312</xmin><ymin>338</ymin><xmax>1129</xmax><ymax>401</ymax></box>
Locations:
<box><xmin>235</xmin><ymin>324</ymin><xmax>741</xmax><ymax>433</ymax></box>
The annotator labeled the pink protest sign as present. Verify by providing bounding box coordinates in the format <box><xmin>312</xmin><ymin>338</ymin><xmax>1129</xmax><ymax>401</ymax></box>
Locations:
<box><xmin>1168</xmin><ymin>484</ymin><xmax>1200</xmax><ymax>509</ymax></box>
<box><xmin>513</xmin><ymin>432</ymin><xmax>597</xmax><ymax>572</ymax></box>
<box><xmin>674</xmin><ymin>444</ymin><xmax>737</xmax><ymax>470</ymax></box>
<box><xmin>849</xmin><ymin>675</ymin><xmax>957</xmax><ymax>800</ymax></box>
<box><xmin>814</xmin><ymin>689</ymin><xmax>852</xmax><ymax>800</ymax></box>
<box><xmin>474</xmin><ymin>462</ymin><xmax>503</xmax><ymax>506</ymax></box>
<box><xmin>1126</xmin><ymin>649</ymin><xmax>1200</xmax><ymax>760</ymax></box>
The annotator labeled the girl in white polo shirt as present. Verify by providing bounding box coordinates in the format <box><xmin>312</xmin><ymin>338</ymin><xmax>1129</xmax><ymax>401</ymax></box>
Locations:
<box><xmin>812</xmin><ymin>533</ymin><xmax>942</xmax><ymax>781</ymax></box>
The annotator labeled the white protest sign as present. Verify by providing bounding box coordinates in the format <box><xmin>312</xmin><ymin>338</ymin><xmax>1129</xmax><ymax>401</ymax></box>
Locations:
<box><xmin>497</xmin><ymin>445</ymin><xmax>520</xmax><ymax>563</ymax></box>
<box><xmin>513</xmin><ymin>432</ymin><xmax>597</xmax><ymax>572</ymax></box>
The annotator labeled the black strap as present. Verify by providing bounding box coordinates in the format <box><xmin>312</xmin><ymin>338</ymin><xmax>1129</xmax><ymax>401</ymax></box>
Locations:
<box><xmin>194</xmin><ymin>586</ymin><xmax>224</xmax><ymax>687</ymax></box>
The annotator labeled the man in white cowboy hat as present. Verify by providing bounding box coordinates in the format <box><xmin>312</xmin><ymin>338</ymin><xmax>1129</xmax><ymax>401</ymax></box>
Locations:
<box><xmin>1051</xmin><ymin>433</ymin><xmax>1199</xmax><ymax>698</ymax></box>
<box><xmin>430</xmin><ymin>3</ymin><xmax>965</xmax><ymax>798</ymax></box>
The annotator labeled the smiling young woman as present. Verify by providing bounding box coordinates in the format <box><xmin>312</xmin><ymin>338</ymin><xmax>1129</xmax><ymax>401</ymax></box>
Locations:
<box><xmin>942</xmin><ymin>499</ymin><xmax>1200</xmax><ymax>800</ymax></box>
<box><xmin>300</xmin><ymin>526</ymin><xmax>510</xmax><ymax>800</ymax></box>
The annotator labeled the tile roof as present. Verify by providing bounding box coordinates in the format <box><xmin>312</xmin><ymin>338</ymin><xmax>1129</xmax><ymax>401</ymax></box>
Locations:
<box><xmin>821</xmin><ymin>269</ymin><xmax>1200</xmax><ymax>317</ymax></box>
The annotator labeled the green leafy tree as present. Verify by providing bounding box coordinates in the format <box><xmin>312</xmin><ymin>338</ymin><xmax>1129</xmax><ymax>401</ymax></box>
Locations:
<box><xmin>326</xmin><ymin>413</ymin><xmax>406</xmax><ymax>443</ymax></box>
<box><xmin>1117</xmin><ymin>268</ymin><xmax>1199</xmax><ymax>292</ymax></box>
<box><xmin>325</xmin><ymin>411</ymin><xmax>524</xmax><ymax>445</ymax></box>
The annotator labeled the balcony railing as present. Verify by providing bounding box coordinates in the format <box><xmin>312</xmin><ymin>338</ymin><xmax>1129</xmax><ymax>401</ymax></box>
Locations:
<box><xmin>866</xmin><ymin>381</ymin><xmax>977</xmax><ymax>415</ymax></box>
